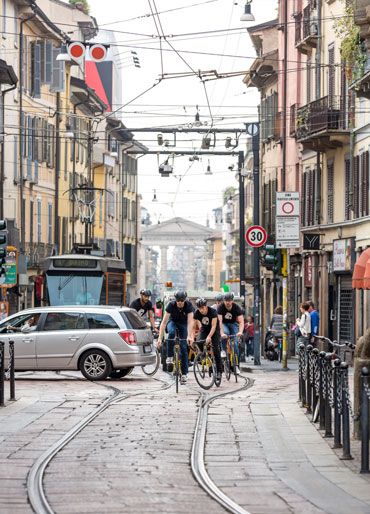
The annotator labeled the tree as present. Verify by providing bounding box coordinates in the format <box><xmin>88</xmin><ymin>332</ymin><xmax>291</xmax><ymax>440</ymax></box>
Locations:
<box><xmin>69</xmin><ymin>0</ymin><xmax>90</xmax><ymax>14</ymax></box>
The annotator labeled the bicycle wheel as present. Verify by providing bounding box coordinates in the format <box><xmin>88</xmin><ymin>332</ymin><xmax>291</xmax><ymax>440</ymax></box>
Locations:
<box><xmin>194</xmin><ymin>352</ymin><xmax>215</xmax><ymax>390</ymax></box>
<box><xmin>233</xmin><ymin>351</ymin><xmax>238</xmax><ymax>383</ymax></box>
<box><xmin>224</xmin><ymin>352</ymin><xmax>231</xmax><ymax>381</ymax></box>
<box><xmin>174</xmin><ymin>348</ymin><xmax>180</xmax><ymax>394</ymax></box>
<box><xmin>142</xmin><ymin>348</ymin><xmax>160</xmax><ymax>377</ymax></box>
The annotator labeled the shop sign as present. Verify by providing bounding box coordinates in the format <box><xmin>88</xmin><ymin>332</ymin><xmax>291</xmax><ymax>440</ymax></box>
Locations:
<box><xmin>304</xmin><ymin>255</ymin><xmax>313</xmax><ymax>287</ymax></box>
<box><xmin>333</xmin><ymin>238</ymin><xmax>354</xmax><ymax>272</ymax></box>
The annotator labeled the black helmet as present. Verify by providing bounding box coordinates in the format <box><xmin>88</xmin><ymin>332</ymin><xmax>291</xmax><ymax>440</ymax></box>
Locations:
<box><xmin>224</xmin><ymin>292</ymin><xmax>234</xmax><ymax>301</ymax></box>
<box><xmin>196</xmin><ymin>298</ymin><xmax>207</xmax><ymax>308</ymax></box>
<box><xmin>215</xmin><ymin>293</ymin><xmax>224</xmax><ymax>302</ymax></box>
<box><xmin>140</xmin><ymin>289</ymin><xmax>151</xmax><ymax>296</ymax></box>
<box><xmin>174</xmin><ymin>290</ymin><xmax>187</xmax><ymax>301</ymax></box>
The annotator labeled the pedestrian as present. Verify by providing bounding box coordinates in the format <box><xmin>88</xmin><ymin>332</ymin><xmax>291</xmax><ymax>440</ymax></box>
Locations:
<box><xmin>308</xmin><ymin>301</ymin><xmax>320</xmax><ymax>344</ymax></box>
<box><xmin>270</xmin><ymin>306</ymin><xmax>283</xmax><ymax>346</ymax></box>
<box><xmin>296</xmin><ymin>302</ymin><xmax>311</xmax><ymax>349</ymax></box>
<box><xmin>244</xmin><ymin>315</ymin><xmax>254</xmax><ymax>360</ymax></box>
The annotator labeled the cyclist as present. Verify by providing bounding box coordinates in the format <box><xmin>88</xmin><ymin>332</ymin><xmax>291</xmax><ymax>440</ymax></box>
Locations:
<box><xmin>130</xmin><ymin>289</ymin><xmax>157</xmax><ymax>332</ymax></box>
<box><xmin>217</xmin><ymin>292</ymin><xmax>244</xmax><ymax>367</ymax></box>
<box><xmin>211</xmin><ymin>292</ymin><xmax>224</xmax><ymax>311</ymax></box>
<box><xmin>158</xmin><ymin>290</ymin><xmax>194</xmax><ymax>384</ymax></box>
<box><xmin>190</xmin><ymin>298</ymin><xmax>222</xmax><ymax>381</ymax></box>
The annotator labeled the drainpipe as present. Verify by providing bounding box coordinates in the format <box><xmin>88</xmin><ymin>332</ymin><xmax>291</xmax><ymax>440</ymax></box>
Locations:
<box><xmin>54</xmin><ymin>92</ymin><xmax>61</xmax><ymax>254</ymax></box>
<box><xmin>315</xmin><ymin>0</ymin><xmax>322</xmax><ymax>225</ymax></box>
<box><xmin>1</xmin><ymin>81</ymin><xmax>17</xmax><ymax>220</ymax></box>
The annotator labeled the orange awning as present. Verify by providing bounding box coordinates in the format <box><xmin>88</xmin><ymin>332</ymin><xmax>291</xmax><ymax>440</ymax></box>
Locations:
<box><xmin>364</xmin><ymin>260</ymin><xmax>370</xmax><ymax>289</ymax></box>
<box><xmin>352</xmin><ymin>247</ymin><xmax>370</xmax><ymax>289</ymax></box>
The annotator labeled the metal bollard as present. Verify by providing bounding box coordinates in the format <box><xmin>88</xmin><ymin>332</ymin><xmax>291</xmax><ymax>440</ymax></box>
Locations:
<box><xmin>306</xmin><ymin>345</ymin><xmax>313</xmax><ymax>414</ymax></box>
<box><xmin>0</xmin><ymin>341</ymin><xmax>4</xmax><ymax>407</ymax></box>
<box><xmin>298</xmin><ymin>346</ymin><xmax>303</xmax><ymax>402</ymax></box>
<box><xmin>361</xmin><ymin>367</ymin><xmax>370</xmax><ymax>473</ymax></box>
<box><xmin>324</xmin><ymin>353</ymin><xmax>333</xmax><ymax>438</ymax></box>
<box><xmin>340</xmin><ymin>362</ymin><xmax>353</xmax><ymax>460</ymax></box>
<box><xmin>9</xmin><ymin>340</ymin><xmax>15</xmax><ymax>401</ymax></box>
<box><xmin>333</xmin><ymin>359</ymin><xmax>342</xmax><ymax>449</ymax></box>
<box><xmin>319</xmin><ymin>351</ymin><xmax>326</xmax><ymax>430</ymax></box>
<box><xmin>312</xmin><ymin>348</ymin><xmax>319</xmax><ymax>420</ymax></box>
<box><xmin>300</xmin><ymin>344</ymin><xmax>307</xmax><ymax>408</ymax></box>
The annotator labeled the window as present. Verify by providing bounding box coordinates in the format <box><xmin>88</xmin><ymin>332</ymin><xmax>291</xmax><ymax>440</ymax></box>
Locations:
<box><xmin>344</xmin><ymin>158</ymin><xmax>351</xmax><ymax>220</ymax></box>
<box><xmin>43</xmin><ymin>312</ymin><xmax>86</xmax><ymax>331</ymax></box>
<box><xmin>30</xmin><ymin>41</ymin><xmax>41</xmax><ymax>98</ymax></box>
<box><xmin>86</xmin><ymin>313</ymin><xmax>118</xmax><ymax>330</ymax></box>
<box><xmin>328</xmin><ymin>44</ymin><xmax>335</xmax><ymax>106</ymax></box>
<box><xmin>302</xmin><ymin>168</ymin><xmax>316</xmax><ymax>226</ymax></box>
<box><xmin>353</xmin><ymin>155</ymin><xmax>360</xmax><ymax>218</ymax></box>
<box><xmin>0</xmin><ymin>313</ymin><xmax>39</xmax><ymax>333</ymax></box>
<box><xmin>48</xmin><ymin>203</ymin><xmax>52</xmax><ymax>244</ymax></box>
<box><xmin>30</xmin><ymin>201</ymin><xmax>34</xmax><ymax>244</ymax></box>
<box><xmin>37</xmin><ymin>199</ymin><xmax>42</xmax><ymax>242</ymax></box>
<box><xmin>120</xmin><ymin>310</ymin><xmax>147</xmax><ymax>330</ymax></box>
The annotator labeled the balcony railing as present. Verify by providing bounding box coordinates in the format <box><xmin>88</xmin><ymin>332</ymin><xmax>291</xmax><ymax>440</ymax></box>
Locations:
<box><xmin>25</xmin><ymin>242</ymin><xmax>54</xmax><ymax>268</ymax></box>
<box><xmin>294</xmin><ymin>4</ymin><xmax>318</xmax><ymax>53</ymax></box>
<box><xmin>296</xmin><ymin>95</ymin><xmax>349</xmax><ymax>141</ymax></box>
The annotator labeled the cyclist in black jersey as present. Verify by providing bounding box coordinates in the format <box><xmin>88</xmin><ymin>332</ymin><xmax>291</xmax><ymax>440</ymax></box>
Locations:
<box><xmin>130</xmin><ymin>289</ymin><xmax>157</xmax><ymax>332</ymax></box>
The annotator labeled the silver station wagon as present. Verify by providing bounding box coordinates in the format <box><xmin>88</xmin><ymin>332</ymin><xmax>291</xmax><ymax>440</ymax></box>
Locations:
<box><xmin>0</xmin><ymin>306</ymin><xmax>156</xmax><ymax>380</ymax></box>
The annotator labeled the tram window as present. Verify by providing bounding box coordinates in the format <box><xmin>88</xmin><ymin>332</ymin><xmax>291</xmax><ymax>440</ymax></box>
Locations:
<box><xmin>120</xmin><ymin>310</ymin><xmax>147</xmax><ymax>330</ymax></box>
<box><xmin>43</xmin><ymin>312</ymin><xmax>86</xmax><ymax>331</ymax></box>
<box><xmin>86</xmin><ymin>313</ymin><xmax>119</xmax><ymax>330</ymax></box>
<box><xmin>107</xmin><ymin>273</ymin><xmax>124</xmax><ymax>306</ymax></box>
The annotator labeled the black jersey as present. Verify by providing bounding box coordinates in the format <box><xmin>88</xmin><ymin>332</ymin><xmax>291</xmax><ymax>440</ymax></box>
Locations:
<box><xmin>194</xmin><ymin>306</ymin><xmax>219</xmax><ymax>336</ymax></box>
<box><xmin>217</xmin><ymin>303</ymin><xmax>243</xmax><ymax>324</ymax></box>
<box><xmin>130</xmin><ymin>298</ymin><xmax>153</xmax><ymax>317</ymax></box>
<box><xmin>165</xmin><ymin>299</ymin><xmax>194</xmax><ymax>323</ymax></box>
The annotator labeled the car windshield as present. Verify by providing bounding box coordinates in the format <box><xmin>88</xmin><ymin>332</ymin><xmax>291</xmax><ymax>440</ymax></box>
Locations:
<box><xmin>120</xmin><ymin>310</ymin><xmax>147</xmax><ymax>329</ymax></box>
<box><xmin>46</xmin><ymin>274</ymin><xmax>103</xmax><ymax>306</ymax></box>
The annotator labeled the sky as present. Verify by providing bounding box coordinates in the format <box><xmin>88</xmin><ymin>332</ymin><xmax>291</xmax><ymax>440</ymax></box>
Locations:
<box><xmin>88</xmin><ymin>0</ymin><xmax>278</xmax><ymax>226</ymax></box>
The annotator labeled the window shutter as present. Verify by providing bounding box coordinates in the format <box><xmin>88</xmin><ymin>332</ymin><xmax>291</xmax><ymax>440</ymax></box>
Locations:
<box><xmin>37</xmin><ymin>118</ymin><xmax>43</xmax><ymax>162</ymax></box>
<box><xmin>45</xmin><ymin>41</ymin><xmax>53</xmax><ymax>84</ymax></box>
<box><xmin>328</xmin><ymin>45</ymin><xmax>335</xmax><ymax>107</ymax></box>
<box><xmin>353</xmin><ymin>155</ymin><xmax>360</xmax><ymax>218</ymax></box>
<box><xmin>363</xmin><ymin>151</ymin><xmax>369</xmax><ymax>217</ymax></box>
<box><xmin>327</xmin><ymin>161</ymin><xmax>334</xmax><ymax>223</ymax></box>
<box><xmin>42</xmin><ymin>119</ymin><xmax>48</xmax><ymax>162</ymax></box>
<box><xmin>51</xmin><ymin>47</ymin><xmax>65</xmax><ymax>92</ymax></box>
<box><xmin>21</xmin><ymin>112</ymin><xmax>27</xmax><ymax>158</ymax></box>
<box><xmin>345</xmin><ymin>158</ymin><xmax>350</xmax><ymax>220</ymax></box>
<box><xmin>32</xmin><ymin>117</ymin><xmax>37</xmax><ymax>162</ymax></box>
<box><xmin>31</xmin><ymin>42</ymin><xmax>41</xmax><ymax>98</ymax></box>
<box><xmin>27</xmin><ymin>116</ymin><xmax>33</xmax><ymax>161</ymax></box>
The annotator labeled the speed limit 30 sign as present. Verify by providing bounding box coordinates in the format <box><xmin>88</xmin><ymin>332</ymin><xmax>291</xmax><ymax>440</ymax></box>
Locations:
<box><xmin>245</xmin><ymin>225</ymin><xmax>267</xmax><ymax>248</ymax></box>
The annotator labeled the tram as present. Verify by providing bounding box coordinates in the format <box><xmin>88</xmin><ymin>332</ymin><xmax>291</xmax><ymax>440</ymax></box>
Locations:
<box><xmin>42</xmin><ymin>254</ymin><xmax>126</xmax><ymax>306</ymax></box>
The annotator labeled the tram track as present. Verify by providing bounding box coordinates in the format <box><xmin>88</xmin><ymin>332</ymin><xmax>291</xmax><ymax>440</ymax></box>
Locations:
<box><xmin>27</xmin><ymin>372</ymin><xmax>174</xmax><ymax>514</ymax></box>
<box><xmin>191</xmin><ymin>375</ymin><xmax>254</xmax><ymax>514</ymax></box>
<box><xmin>27</xmin><ymin>370</ymin><xmax>254</xmax><ymax>514</ymax></box>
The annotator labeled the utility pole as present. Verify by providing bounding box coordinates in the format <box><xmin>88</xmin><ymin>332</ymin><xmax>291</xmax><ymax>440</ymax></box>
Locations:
<box><xmin>238</xmin><ymin>150</ymin><xmax>246</xmax><ymax>307</ymax></box>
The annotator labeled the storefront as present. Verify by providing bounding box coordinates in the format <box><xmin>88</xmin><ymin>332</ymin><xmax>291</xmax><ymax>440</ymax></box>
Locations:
<box><xmin>333</xmin><ymin>238</ymin><xmax>355</xmax><ymax>343</ymax></box>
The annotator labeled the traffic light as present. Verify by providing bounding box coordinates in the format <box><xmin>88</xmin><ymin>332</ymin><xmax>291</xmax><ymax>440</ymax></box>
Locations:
<box><xmin>263</xmin><ymin>244</ymin><xmax>282</xmax><ymax>275</ymax></box>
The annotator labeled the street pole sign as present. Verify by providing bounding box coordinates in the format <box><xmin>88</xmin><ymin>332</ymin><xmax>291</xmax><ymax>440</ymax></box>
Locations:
<box><xmin>245</xmin><ymin>225</ymin><xmax>267</xmax><ymax>248</ymax></box>
<box><xmin>276</xmin><ymin>192</ymin><xmax>300</xmax><ymax>248</ymax></box>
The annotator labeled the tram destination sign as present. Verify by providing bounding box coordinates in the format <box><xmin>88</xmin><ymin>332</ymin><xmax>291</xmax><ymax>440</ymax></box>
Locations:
<box><xmin>53</xmin><ymin>258</ymin><xmax>98</xmax><ymax>269</ymax></box>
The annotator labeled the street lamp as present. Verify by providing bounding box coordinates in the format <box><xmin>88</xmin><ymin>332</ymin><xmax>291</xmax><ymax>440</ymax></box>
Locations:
<box><xmin>240</xmin><ymin>1</ymin><xmax>255</xmax><ymax>22</ymax></box>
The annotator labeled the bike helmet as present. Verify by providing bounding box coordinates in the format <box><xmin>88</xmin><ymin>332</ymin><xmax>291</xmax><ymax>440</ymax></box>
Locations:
<box><xmin>223</xmin><ymin>292</ymin><xmax>234</xmax><ymax>301</ymax></box>
<box><xmin>174</xmin><ymin>290</ymin><xmax>187</xmax><ymax>301</ymax></box>
<box><xmin>215</xmin><ymin>293</ymin><xmax>224</xmax><ymax>302</ymax></box>
<box><xmin>140</xmin><ymin>289</ymin><xmax>152</xmax><ymax>296</ymax></box>
<box><xmin>196</xmin><ymin>298</ymin><xmax>207</xmax><ymax>308</ymax></box>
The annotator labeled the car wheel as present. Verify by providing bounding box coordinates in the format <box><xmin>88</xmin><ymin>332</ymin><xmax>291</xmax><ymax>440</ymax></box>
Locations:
<box><xmin>109</xmin><ymin>368</ymin><xmax>134</xmax><ymax>379</ymax></box>
<box><xmin>79</xmin><ymin>350</ymin><xmax>112</xmax><ymax>381</ymax></box>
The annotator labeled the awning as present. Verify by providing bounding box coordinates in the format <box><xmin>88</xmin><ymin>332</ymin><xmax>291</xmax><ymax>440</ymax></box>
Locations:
<box><xmin>352</xmin><ymin>247</ymin><xmax>370</xmax><ymax>289</ymax></box>
<box><xmin>364</xmin><ymin>260</ymin><xmax>370</xmax><ymax>290</ymax></box>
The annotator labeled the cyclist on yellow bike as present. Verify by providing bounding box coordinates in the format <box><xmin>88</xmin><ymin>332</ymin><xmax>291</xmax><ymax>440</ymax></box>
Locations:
<box><xmin>189</xmin><ymin>298</ymin><xmax>223</xmax><ymax>382</ymax></box>
<box><xmin>217</xmin><ymin>292</ymin><xmax>244</xmax><ymax>372</ymax></box>
<box><xmin>158</xmin><ymin>290</ymin><xmax>194</xmax><ymax>384</ymax></box>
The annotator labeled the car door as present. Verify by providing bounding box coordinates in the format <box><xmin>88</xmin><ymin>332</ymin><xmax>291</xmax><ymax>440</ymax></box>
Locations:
<box><xmin>36</xmin><ymin>312</ymin><xmax>88</xmax><ymax>369</ymax></box>
<box><xmin>0</xmin><ymin>313</ymin><xmax>38</xmax><ymax>370</ymax></box>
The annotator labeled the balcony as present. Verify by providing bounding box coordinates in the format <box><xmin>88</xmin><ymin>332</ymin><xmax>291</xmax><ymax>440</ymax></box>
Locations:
<box><xmin>294</xmin><ymin>5</ymin><xmax>318</xmax><ymax>54</ymax></box>
<box><xmin>296</xmin><ymin>95</ymin><xmax>350</xmax><ymax>151</ymax></box>
<box><xmin>25</xmin><ymin>242</ymin><xmax>54</xmax><ymax>269</ymax></box>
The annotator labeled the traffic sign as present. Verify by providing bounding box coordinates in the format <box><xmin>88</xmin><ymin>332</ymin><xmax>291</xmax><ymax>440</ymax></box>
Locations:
<box><xmin>245</xmin><ymin>225</ymin><xmax>267</xmax><ymax>248</ymax></box>
<box><xmin>276</xmin><ymin>192</ymin><xmax>300</xmax><ymax>248</ymax></box>
<box><xmin>276</xmin><ymin>192</ymin><xmax>300</xmax><ymax>216</ymax></box>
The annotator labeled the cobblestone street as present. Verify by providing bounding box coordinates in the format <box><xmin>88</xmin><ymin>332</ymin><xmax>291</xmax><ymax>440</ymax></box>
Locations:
<box><xmin>1</xmin><ymin>365</ymin><xmax>370</xmax><ymax>514</ymax></box>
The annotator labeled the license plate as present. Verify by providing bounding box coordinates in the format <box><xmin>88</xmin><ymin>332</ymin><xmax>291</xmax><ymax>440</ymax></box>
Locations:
<box><xmin>143</xmin><ymin>344</ymin><xmax>152</xmax><ymax>354</ymax></box>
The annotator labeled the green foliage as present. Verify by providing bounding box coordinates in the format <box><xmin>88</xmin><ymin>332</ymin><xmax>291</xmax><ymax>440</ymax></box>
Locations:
<box><xmin>334</xmin><ymin>3</ymin><xmax>366</xmax><ymax>79</ymax></box>
<box><xmin>223</xmin><ymin>187</ymin><xmax>236</xmax><ymax>204</ymax></box>
<box><xmin>69</xmin><ymin>0</ymin><xmax>90</xmax><ymax>14</ymax></box>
